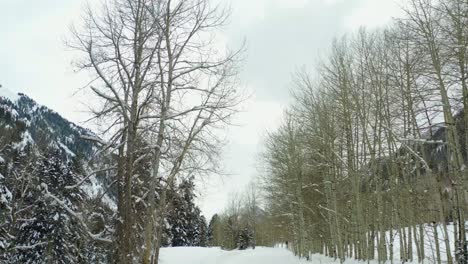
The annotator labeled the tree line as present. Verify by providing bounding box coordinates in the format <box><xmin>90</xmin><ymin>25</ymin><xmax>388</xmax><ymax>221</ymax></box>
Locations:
<box><xmin>206</xmin><ymin>184</ymin><xmax>263</xmax><ymax>251</ymax></box>
<box><xmin>247</xmin><ymin>0</ymin><xmax>468</xmax><ymax>263</ymax></box>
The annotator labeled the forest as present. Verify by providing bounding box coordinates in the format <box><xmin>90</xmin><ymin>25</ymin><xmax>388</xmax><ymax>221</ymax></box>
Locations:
<box><xmin>1</xmin><ymin>0</ymin><xmax>468</xmax><ymax>263</ymax></box>
<box><xmin>208</xmin><ymin>0</ymin><xmax>468</xmax><ymax>263</ymax></box>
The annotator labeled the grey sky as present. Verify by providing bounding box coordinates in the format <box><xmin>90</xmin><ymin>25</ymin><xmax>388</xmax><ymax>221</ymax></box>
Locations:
<box><xmin>0</xmin><ymin>0</ymin><xmax>404</xmax><ymax>219</ymax></box>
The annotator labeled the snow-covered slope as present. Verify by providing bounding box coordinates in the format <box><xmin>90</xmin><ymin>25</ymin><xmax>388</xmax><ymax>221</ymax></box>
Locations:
<box><xmin>0</xmin><ymin>87</ymin><xmax>97</xmax><ymax>157</ymax></box>
<box><xmin>0</xmin><ymin>87</ymin><xmax>114</xmax><ymax>207</ymax></box>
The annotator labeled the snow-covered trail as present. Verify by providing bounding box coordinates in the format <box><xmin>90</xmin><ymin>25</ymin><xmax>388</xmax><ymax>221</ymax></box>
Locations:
<box><xmin>159</xmin><ymin>246</ymin><xmax>429</xmax><ymax>264</ymax></box>
<box><xmin>159</xmin><ymin>247</ymin><xmax>308</xmax><ymax>264</ymax></box>
<box><xmin>159</xmin><ymin>247</ymin><xmax>346</xmax><ymax>264</ymax></box>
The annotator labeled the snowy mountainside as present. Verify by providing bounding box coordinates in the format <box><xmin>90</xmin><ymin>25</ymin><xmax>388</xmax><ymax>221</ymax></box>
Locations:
<box><xmin>0</xmin><ymin>88</ymin><xmax>117</xmax><ymax>262</ymax></box>
<box><xmin>0</xmin><ymin>88</ymin><xmax>97</xmax><ymax>157</ymax></box>
<box><xmin>0</xmin><ymin>88</ymin><xmax>113</xmax><ymax>207</ymax></box>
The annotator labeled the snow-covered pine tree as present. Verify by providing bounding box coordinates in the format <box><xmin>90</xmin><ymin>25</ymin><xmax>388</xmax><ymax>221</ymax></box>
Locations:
<box><xmin>179</xmin><ymin>178</ymin><xmax>206</xmax><ymax>247</ymax></box>
<box><xmin>0</xmin><ymin>148</ymin><xmax>38</xmax><ymax>262</ymax></box>
<box><xmin>167</xmin><ymin>189</ymin><xmax>188</xmax><ymax>247</ymax></box>
<box><xmin>9</xmin><ymin>152</ymin><xmax>86</xmax><ymax>263</ymax></box>
<box><xmin>237</xmin><ymin>226</ymin><xmax>255</xmax><ymax>250</ymax></box>
<box><xmin>186</xmin><ymin>206</ymin><xmax>202</xmax><ymax>246</ymax></box>
<box><xmin>0</xmin><ymin>169</ymin><xmax>12</xmax><ymax>253</ymax></box>
<box><xmin>165</xmin><ymin>177</ymin><xmax>207</xmax><ymax>247</ymax></box>
<box><xmin>197</xmin><ymin>215</ymin><xmax>208</xmax><ymax>247</ymax></box>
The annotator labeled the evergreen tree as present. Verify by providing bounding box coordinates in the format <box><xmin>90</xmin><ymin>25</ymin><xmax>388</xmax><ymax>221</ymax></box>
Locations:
<box><xmin>207</xmin><ymin>214</ymin><xmax>222</xmax><ymax>247</ymax></box>
<box><xmin>9</xmin><ymin>152</ymin><xmax>85</xmax><ymax>263</ymax></box>
<box><xmin>186</xmin><ymin>206</ymin><xmax>202</xmax><ymax>246</ymax></box>
<box><xmin>197</xmin><ymin>215</ymin><xmax>208</xmax><ymax>247</ymax></box>
<box><xmin>167</xmin><ymin>189</ymin><xmax>189</xmax><ymax>247</ymax></box>
<box><xmin>165</xmin><ymin>177</ymin><xmax>207</xmax><ymax>247</ymax></box>
<box><xmin>0</xmin><ymin>172</ymin><xmax>12</xmax><ymax>253</ymax></box>
<box><xmin>237</xmin><ymin>226</ymin><xmax>255</xmax><ymax>250</ymax></box>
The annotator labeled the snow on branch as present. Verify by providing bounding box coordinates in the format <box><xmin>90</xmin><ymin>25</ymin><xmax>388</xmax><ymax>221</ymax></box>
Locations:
<box><xmin>80</xmin><ymin>134</ymin><xmax>107</xmax><ymax>146</ymax></box>
<box><xmin>65</xmin><ymin>166</ymin><xmax>117</xmax><ymax>190</ymax></box>
<box><xmin>398</xmin><ymin>138</ymin><xmax>445</xmax><ymax>144</ymax></box>
<box><xmin>42</xmin><ymin>185</ymin><xmax>112</xmax><ymax>244</ymax></box>
<box><xmin>14</xmin><ymin>242</ymin><xmax>48</xmax><ymax>250</ymax></box>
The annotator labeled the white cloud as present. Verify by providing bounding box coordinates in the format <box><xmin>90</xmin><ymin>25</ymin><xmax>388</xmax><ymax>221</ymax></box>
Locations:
<box><xmin>344</xmin><ymin>0</ymin><xmax>404</xmax><ymax>29</ymax></box>
<box><xmin>323</xmin><ymin>0</ymin><xmax>344</xmax><ymax>5</ymax></box>
<box><xmin>230</xmin><ymin>97</ymin><xmax>285</xmax><ymax>146</ymax></box>
<box><xmin>275</xmin><ymin>0</ymin><xmax>309</xmax><ymax>9</ymax></box>
<box><xmin>0</xmin><ymin>0</ymin><xmax>91</xmax><ymax>123</ymax></box>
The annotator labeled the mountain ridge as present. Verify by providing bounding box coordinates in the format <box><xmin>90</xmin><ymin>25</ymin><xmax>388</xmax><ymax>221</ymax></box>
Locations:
<box><xmin>0</xmin><ymin>87</ymin><xmax>97</xmax><ymax>158</ymax></box>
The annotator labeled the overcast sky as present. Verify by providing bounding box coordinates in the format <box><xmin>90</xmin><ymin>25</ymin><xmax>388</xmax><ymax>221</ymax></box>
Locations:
<box><xmin>0</xmin><ymin>0</ymin><xmax>404</xmax><ymax>219</ymax></box>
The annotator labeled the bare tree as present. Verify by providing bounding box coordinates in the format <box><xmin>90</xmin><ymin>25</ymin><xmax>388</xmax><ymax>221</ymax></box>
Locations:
<box><xmin>254</xmin><ymin>1</ymin><xmax>468</xmax><ymax>262</ymax></box>
<box><xmin>70</xmin><ymin>0</ymin><xmax>243</xmax><ymax>262</ymax></box>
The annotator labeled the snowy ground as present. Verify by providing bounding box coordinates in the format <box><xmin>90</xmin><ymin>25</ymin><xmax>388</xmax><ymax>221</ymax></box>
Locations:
<box><xmin>159</xmin><ymin>246</ymin><xmax>415</xmax><ymax>264</ymax></box>
<box><xmin>160</xmin><ymin>222</ymin><xmax>465</xmax><ymax>264</ymax></box>
<box><xmin>159</xmin><ymin>246</ymin><xmax>438</xmax><ymax>264</ymax></box>
<box><xmin>159</xmin><ymin>247</ymin><xmax>309</xmax><ymax>264</ymax></box>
